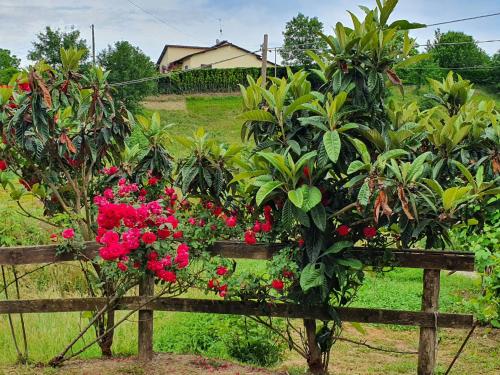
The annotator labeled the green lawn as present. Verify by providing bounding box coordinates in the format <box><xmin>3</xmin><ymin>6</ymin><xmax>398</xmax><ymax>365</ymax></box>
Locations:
<box><xmin>129</xmin><ymin>95</ymin><xmax>243</xmax><ymax>156</ymax></box>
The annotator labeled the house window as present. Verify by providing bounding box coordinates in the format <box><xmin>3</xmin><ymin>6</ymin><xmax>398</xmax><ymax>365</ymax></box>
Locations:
<box><xmin>201</xmin><ymin>64</ymin><xmax>212</xmax><ymax>69</ymax></box>
<box><xmin>184</xmin><ymin>65</ymin><xmax>189</xmax><ymax>70</ymax></box>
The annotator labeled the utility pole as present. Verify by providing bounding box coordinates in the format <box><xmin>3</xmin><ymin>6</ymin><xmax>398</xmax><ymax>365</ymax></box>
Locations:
<box><xmin>260</xmin><ymin>34</ymin><xmax>268</xmax><ymax>87</ymax></box>
<box><xmin>274</xmin><ymin>47</ymin><xmax>277</xmax><ymax>77</ymax></box>
<box><xmin>91</xmin><ymin>24</ymin><xmax>96</xmax><ymax>65</ymax></box>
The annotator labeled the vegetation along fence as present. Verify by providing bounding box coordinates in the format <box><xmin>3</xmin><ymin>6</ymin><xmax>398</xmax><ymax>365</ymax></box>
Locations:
<box><xmin>0</xmin><ymin>241</ymin><xmax>475</xmax><ymax>375</ymax></box>
<box><xmin>157</xmin><ymin>66</ymin><xmax>325</xmax><ymax>94</ymax></box>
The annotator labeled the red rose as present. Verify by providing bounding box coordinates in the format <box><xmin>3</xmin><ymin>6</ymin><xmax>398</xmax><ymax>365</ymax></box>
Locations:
<box><xmin>261</xmin><ymin>221</ymin><xmax>272</xmax><ymax>233</ymax></box>
<box><xmin>50</xmin><ymin>233</ymin><xmax>58</xmax><ymax>242</ymax></box>
<box><xmin>244</xmin><ymin>230</ymin><xmax>257</xmax><ymax>245</ymax></box>
<box><xmin>188</xmin><ymin>217</ymin><xmax>196</xmax><ymax>225</ymax></box>
<box><xmin>303</xmin><ymin>166</ymin><xmax>310</xmax><ymax>178</ymax></box>
<box><xmin>216</xmin><ymin>266</ymin><xmax>228</xmax><ymax>276</ymax></box>
<box><xmin>298</xmin><ymin>238</ymin><xmax>305</xmax><ymax>247</ymax></box>
<box><xmin>18</xmin><ymin>82</ymin><xmax>31</xmax><ymax>93</ymax></box>
<box><xmin>148</xmin><ymin>176</ymin><xmax>159</xmax><ymax>186</ymax></box>
<box><xmin>0</xmin><ymin>160</ymin><xmax>7</xmax><ymax>171</ymax></box>
<box><xmin>363</xmin><ymin>226</ymin><xmax>377</xmax><ymax>239</ymax></box>
<box><xmin>218</xmin><ymin>284</ymin><xmax>228</xmax><ymax>297</ymax></box>
<box><xmin>225</xmin><ymin>216</ymin><xmax>237</xmax><ymax>227</ymax></box>
<box><xmin>117</xmin><ymin>262</ymin><xmax>128</xmax><ymax>272</ymax></box>
<box><xmin>253</xmin><ymin>221</ymin><xmax>262</xmax><ymax>233</ymax></box>
<box><xmin>158</xmin><ymin>270</ymin><xmax>177</xmax><ymax>283</ymax></box>
<box><xmin>282</xmin><ymin>269</ymin><xmax>294</xmax><ymax>279</ymax></box>
<box><xmin>172</xmin><ymin>231</ymin><xmax>183</xmax><ymax>239</ymax></box>
<box><xmin>158</xmin><ymin>228</ymin><xmax>171</xmax><ymax>239</ymax></box>
<box><xmin>271</xmin><ymin>279</ymin><xmax>284</xmax><ymax>290</ymax></box>
<box><xmin>207</xmin><ymin>279</ymin><xmax>218</xmax><ymax>289</ymax></box>
<box><xmin>336</xmin><ymin>225</ymin><xmax>351</xmax><ymax>236</ymax></box>
<box><xmin>62</xmin><ymin>228</ymin><xmax>75</xmax><ymax>239</ymax></box>
<box><xmin>141</xmin><ymin>232</ymin><xmax>157</xmax><ymax>244</ymax></box>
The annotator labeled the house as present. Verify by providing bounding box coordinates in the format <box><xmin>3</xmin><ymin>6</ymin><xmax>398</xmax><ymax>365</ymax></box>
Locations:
<box><xmin>156</xmin><ymin>40</ymin><xmax>276</xmax><ymax>72</ymax></box>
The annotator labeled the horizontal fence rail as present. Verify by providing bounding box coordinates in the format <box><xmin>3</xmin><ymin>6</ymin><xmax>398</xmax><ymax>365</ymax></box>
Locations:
<box><xmin>0</xmin><ymin>241</ymin><xmax>475</xmax><ymax>271</ymax></box>
<box><xmin>0</xmin><ymin>297</ymin><xmax>473</xmax><ymax>328</ymax></box>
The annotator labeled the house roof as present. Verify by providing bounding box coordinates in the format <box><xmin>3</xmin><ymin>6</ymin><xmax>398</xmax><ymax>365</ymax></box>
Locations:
<box><xmin>157</xmin><ymin>40</ymin><xmax>276</xmax><ymax>67</ymax></box>
<box><xmin>156</xmin><ymin>44</ymin><xmax>209</xmax><ymax>65</ymax></box>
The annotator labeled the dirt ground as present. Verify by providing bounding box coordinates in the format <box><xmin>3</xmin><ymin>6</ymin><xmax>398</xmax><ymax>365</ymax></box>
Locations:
<box><xmin>0</xmin><ymin>354</ymin><xmax>280</xmax><ymax>375</ymax></box>
<box><xmin>1</xmin><ymin>327</ymin><xmax>498</xmax><ymax>375</ymax></box>
<box><xmin>142</xmin><ymin>96</ymin><xmax>187</xmax><ymax>111</ymax></box>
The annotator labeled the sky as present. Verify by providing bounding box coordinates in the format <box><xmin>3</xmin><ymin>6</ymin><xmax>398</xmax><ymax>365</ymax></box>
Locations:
<box><xmin>0</xmin><ymin>0</ymin><xmax>499</xmax><ymax>66</ymax></box>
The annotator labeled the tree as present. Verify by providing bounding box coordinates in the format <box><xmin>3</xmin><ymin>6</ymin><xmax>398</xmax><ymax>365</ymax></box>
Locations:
<box><xmin>491</xmin><ymin>51</ymin><xmax>500</xmax><ymax>89</ymax></box>
<box><xmin>0</xmin><ymin>48</ymin><xmax>20</xmax><ymax>84</ymax></box>
<box><xmin>98</xmin><ymin>41</ymin><xmax>157</xmax><ymax>110</ymax></box>
<box><xmin>28</xmin><ymin>26</ymin><xmax>89</xmax><ymax>66</ymax></box>
<box><xmin>280</xmin><ymin>13</ymin><xmax>327</xmax><ymax>66</ymax></box>
<box><xmin>429</xmin><ymin>30</ymin><xmax>491</xmax><ymax>83</ymax></box>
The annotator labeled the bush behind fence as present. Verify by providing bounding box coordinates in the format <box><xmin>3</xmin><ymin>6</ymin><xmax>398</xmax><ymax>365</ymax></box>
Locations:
<box><xmin>158</xmin><ymin>65</ymin><xmax>497</xmax><ymax>95</ymax></box>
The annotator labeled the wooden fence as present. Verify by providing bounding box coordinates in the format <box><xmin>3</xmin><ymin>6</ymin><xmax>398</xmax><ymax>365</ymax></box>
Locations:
<box><xmin>0</xmin><ymin>241</ymin><xmax>475</xmax><ymax>375</ymax></box>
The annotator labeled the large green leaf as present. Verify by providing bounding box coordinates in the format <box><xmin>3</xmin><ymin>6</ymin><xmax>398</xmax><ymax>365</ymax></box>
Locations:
<box><xmin>310</xmin><ymin>204</ymin><xmax>326</xmax><ymax>232</ymax></box>
<box><xmin>323</xmin><ymin>130</ymin><xmax>341</xmax><ymax>163</ymax></box>
<box><xmin>238</xmin><ymin>109</ymin><xmax>276</xmax><ymax>123</ymax></box>
<box><xmin>300</xmin><ymin>263</ymin><xmax>325</xmax><ymax>292</ymax></box>
<box><xmin>321</xmin><ymin>241</ymin><xmax>353</xmax><ymax>257</ymax></box>
<box><xmin>357</xmin><ymin>181</ymin><xmax>370</xmax><ymax>206</ymax></box>
<box><xmin>288</xmin><ymin>189</ymin><xmax>304</xmax><ymax>208</ymax></box>
<box><xmin>347</xmin><ymin>160</ymin><xmax>368</xmax><ymax>174</ymax></box>
<box><xmin>300</xmin><ymin>185</ymin><xmax>322</xmax><ymax>212</ymax></box>
<box><xmin>336</xmin><ymin>258</ymin><xmax>363</xmax><ymax>270</ymax></box>
<box><xmin>256</xmin><ymin>181</ymin><xmax>283</xmax><ymax>206</ymax></box>
<box><xmin>442</xmin><ymin>187</ymin><xmax>470</xmax><ymax>211</ymax></box>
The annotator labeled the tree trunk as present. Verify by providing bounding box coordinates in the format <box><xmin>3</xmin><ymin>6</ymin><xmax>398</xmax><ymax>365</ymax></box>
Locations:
<box><xmin>304</xmin><ymin>319</ymin><xmax>326</xmax><ymax>375</ymax></box>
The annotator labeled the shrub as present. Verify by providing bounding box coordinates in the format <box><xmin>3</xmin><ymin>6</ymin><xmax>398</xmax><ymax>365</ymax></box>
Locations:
<box><xmin>155</xmin><ymin>313</ymin><xmax>286</xmax><ymax>367</ymax></box>
<box><xmin>158</xmin><ymin>66</ymin><xmax>325</xmax><ymax>94</ymax></box>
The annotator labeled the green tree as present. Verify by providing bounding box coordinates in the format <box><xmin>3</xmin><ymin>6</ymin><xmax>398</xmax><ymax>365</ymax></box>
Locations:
<box><xmin>280</xmin><ymin>13</ymin><xmax>327</xmax><ymax>66</ymax></box>
<box><xmin>28</xmin><ymin>26</ymin><xmax>89</xmax><ymax>66</ymax></box>
<box><xmin>491</xmin><ymin>51</ymin><xmax>500</xmax><ymax>89</ymax></box>
<box><xmin>0</xmin><ymin>48</ymin><xmax>20</xmax><ymax>84</ymax></box>
<box><xmin>429</xmin><ymin>30</ymin><xmax>491</xmax><ymax>83</ymax></box>
<box><xmin>98</xmin><ymin>41</ymin><xmax>157</xmax><ymax>110</ymax></box>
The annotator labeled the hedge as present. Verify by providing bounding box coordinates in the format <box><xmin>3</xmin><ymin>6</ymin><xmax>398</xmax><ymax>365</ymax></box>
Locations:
<box><xmin>158</xmin><ymin>66</ymin><xmax>324</xmax><ymax>94</ymax></box>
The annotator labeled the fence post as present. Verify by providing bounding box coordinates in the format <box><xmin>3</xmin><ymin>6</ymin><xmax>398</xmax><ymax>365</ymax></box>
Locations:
<box><xmin>138</xmin><ymin>273</ymin><xmax>154</xmax><ymax>360</ymax></box>
<box><xmin>418</xmin><ymin>269</ymin><xmax>441</xmax><ymax>375</ymax></box>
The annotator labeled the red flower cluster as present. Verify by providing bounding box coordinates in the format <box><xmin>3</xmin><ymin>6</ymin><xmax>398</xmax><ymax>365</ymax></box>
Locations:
<box><xmin>102</xmin><ymin>166</ymin><xmax>119</xmax><ymax>176</ymax></box>
<box><xmin>207</xmin><ymin>264</ymin><xmax>231</xmax><ymax>297</ymax></box>
<box><xmin>62</xmin><ymin>228</ymin><xmax>75</xmax><ymax>239</ymax></box>
<box><xmin>0</xmin><ymin>160</ymin><xmax>7</xmax><ymax>171</ymax></box>
<box><xmin>94</xmin><ymin>178</ymin><xmax>190</xmax><ymax>283</ymax></box>
<box><xmin>244</xmin><ymin>205</ymin><xmax>273</xmax><ymax>245</ymax></box>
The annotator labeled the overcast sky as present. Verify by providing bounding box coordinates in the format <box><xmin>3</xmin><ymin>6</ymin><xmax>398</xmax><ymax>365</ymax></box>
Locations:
<box><xmin>1</xmin><ymin>0</ymin><xmax>499</xmax><ymax>66</ymax></box>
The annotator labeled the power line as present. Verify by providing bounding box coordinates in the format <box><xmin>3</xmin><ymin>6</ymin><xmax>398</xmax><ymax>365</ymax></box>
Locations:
<box><xmin>426</xmin><ymin>11</ymin><xmax>500</xmax><ymax>27</ymax></box>
<box><xmin>269</xmin><ymin>38</ymin><xmax>500</xmax><ymax>52</ymax></box>
<box><xmin>124</xmin><ymin>0</ymin><xmax>198</xmax><ymax>40</ymax></box>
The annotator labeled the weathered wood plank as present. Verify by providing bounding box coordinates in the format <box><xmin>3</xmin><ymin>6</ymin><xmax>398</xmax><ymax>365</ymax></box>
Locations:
<box><xmin>0</xmin><ymin>241</ymin><xmax>475</xmax><ymax>271</ymax></box>
<box><xmin>0</xmin><ymin>242</ymin><xmax>100</xmax><ymax>265</ymax></box>
<box><xmin>418</xmin><ymin>269</ymin><xmax>441</xmax><ymax>375</ymax></box>
<box><xmin>138</xmin><ymin>274</ymin><xmax>154</xmax><ymax>361</ymax></box>
<box><xmin>0</xmin><ymin>297</ymin><xmax>473</xmax><ymax>328</ymax></box>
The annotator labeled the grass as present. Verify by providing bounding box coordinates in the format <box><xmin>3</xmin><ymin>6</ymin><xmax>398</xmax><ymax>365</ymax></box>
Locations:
<box><xmin>129</xmin><ymin>95</ymin><xmax>243</xmax><ymax>156</ymax></box>
<box><xmin>1</xmin><ymin>88</ymin><xmax>499</xmax><ymax>373</ymax></box>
